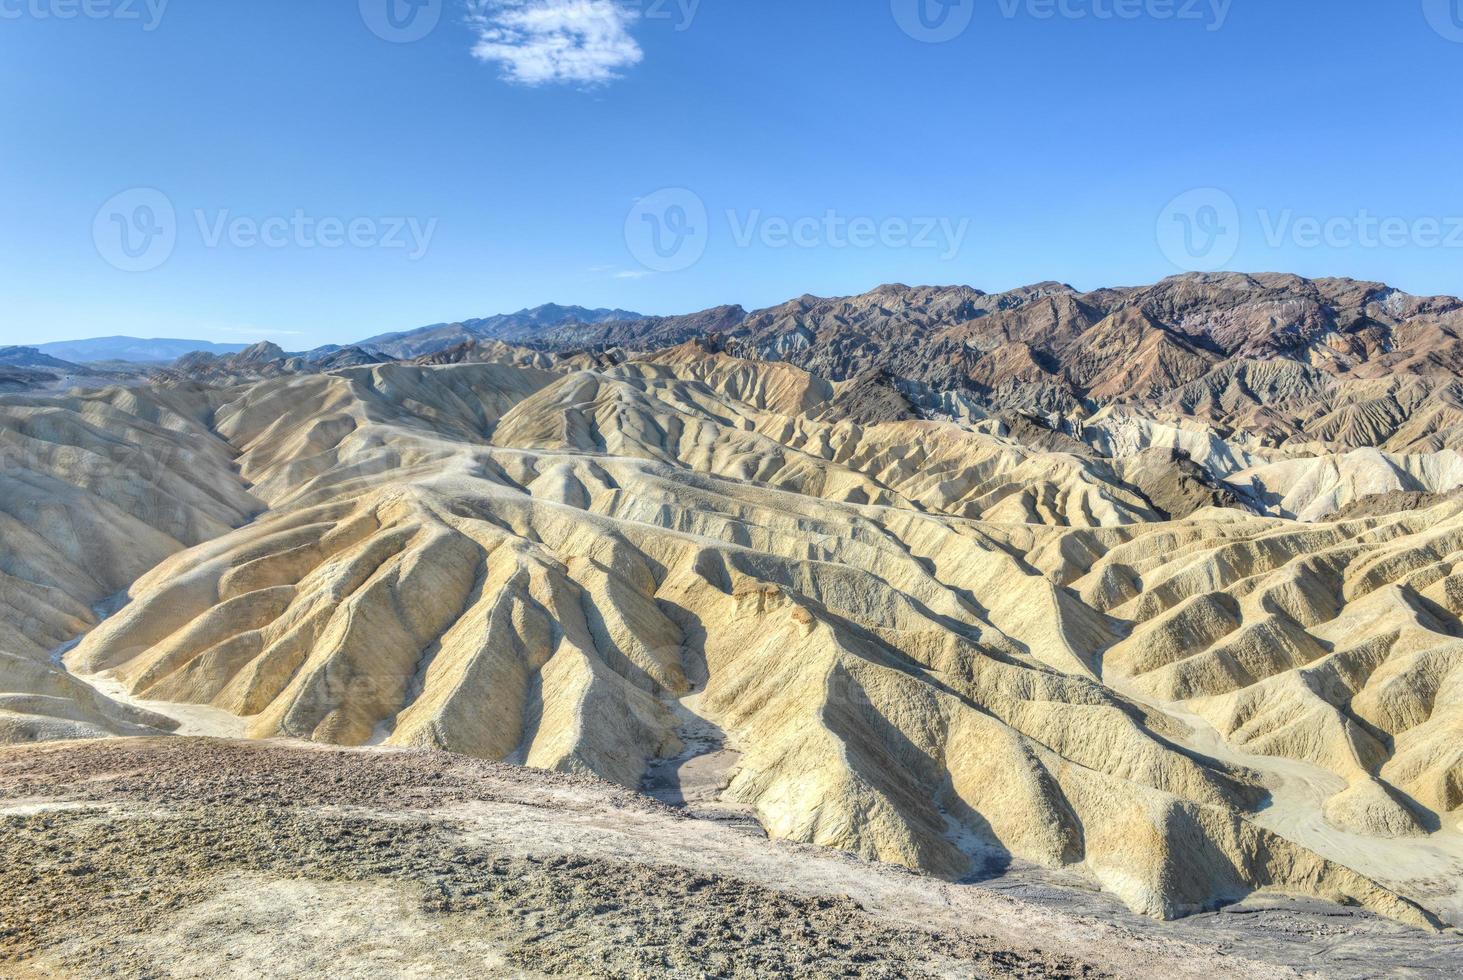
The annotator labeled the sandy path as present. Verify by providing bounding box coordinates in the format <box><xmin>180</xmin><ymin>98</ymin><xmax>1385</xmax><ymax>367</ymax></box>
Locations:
<box><xmin>49</xmin><ymin>607</ymin><xmax>252</xmax><ymax>741</ymax></box>
<box><xmin>79</xmin><ymin>671</ymin><xmax>252</xmax><ymax>739</ymax></box>
<box><xmin>640</xmin><ymin>691</ymin><xmax>762</xmax><ymax>834</ymax></box>
<box><xmin>1107</xmin><ymin>675</ymin><xmax>1463</xmax><ymax>927</ymax></box>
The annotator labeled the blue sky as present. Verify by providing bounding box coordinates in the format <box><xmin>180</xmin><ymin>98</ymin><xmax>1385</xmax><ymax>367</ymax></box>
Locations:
<box><xmin>2</xmin><ymin>0</ymin><xmax>1461</xmax><ymax>349</ymax></box>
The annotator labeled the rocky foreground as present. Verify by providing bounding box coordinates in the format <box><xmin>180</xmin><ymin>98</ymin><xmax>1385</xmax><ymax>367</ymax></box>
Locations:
<box><xmin>2</xmin><ymin>738</ymin><xmax>1456</xmax><ymax>979</ymax></box>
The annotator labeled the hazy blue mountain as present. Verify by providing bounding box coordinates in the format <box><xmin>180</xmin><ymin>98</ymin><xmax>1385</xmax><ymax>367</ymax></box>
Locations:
<box><xmin>0</xmin><ymin>346</ymin><xmax>83</xmax><ymax>370</ymax></box>
<box><xmin>35</xmin><ymin>337</ymin><xmax>251</xmax><ymax>364</ymax></box>
<box><xmin>361</xmin><ymin>304</ymin><xmax>644</xmax><ymax>359</ymax></box>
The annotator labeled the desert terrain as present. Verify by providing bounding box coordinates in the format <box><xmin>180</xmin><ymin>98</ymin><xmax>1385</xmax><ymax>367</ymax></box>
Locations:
<box><xmin>3</xmin><ymin>273</ymin><xmax>1463</xmax><ymax>975</ymax></box>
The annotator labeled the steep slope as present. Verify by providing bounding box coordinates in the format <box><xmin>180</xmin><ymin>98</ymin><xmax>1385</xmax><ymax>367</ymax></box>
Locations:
<box><xmin>1230</xmin><ymin>449</ymin><xmax>1463</xmax><ymax>521</ymax></box>
<box><xmin>0</xmin><ymin>384</ymin><xmax>260</xmax><ymax>740</ymax></box>
<box><xmin>1060</xmin><ymin>505</ymin><xmax>1463</xmax><ymax>853</ymax></box>
<box><xmin>1115</xmin><ymin>447</ymin><xmax>1245</xmax><ymax>520</ymax></box>
<box><xmin>55</xmin><ymin>356</ymin><xmax>1451</xmax><ymax>927</ymax></box>
<box><xmin>11</xmin><ymin>281</ymin><xmax>1463</xmax><ymax>930</ymax></box>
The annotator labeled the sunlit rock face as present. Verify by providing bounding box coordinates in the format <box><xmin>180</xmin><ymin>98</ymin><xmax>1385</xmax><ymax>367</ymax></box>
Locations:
<box><xmin>6</xmin><ymin>276</ymin><xmax>1463</xmax><ymax>928</ymax></box>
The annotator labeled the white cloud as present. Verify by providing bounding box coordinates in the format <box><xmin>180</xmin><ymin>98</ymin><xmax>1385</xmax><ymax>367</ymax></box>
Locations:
<box><xmin>213</xmin><ymin>325</ymin><xmax>303</xmax><ymax>337</ymax></box>
<box><xmin>587</xmin><ymin>266</ymin><xmax>655</xmax><ymax>280</ymax></box>
<box><xmin>467</xmin><ymin>0</ymin><xmax>644</xmax><ymax>87</ymax></box>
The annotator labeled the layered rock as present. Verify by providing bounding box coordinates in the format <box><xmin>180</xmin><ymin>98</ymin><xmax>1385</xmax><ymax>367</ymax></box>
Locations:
<box><xmin>45</xmin><ymin>355</ymin><xmax>1455</xmax><ymax>927</ymax></box>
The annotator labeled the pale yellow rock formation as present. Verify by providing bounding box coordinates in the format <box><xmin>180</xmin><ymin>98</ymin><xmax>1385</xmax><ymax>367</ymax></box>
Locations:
<box><xmin>0</xmin><ymin>355</ymin><xmax>1453</xmax><ymax>928</ymax></box>
<box><xmin>0</xmin><ymin>385</ymin><xmax>258</xmax><ymax>739</ymax></box>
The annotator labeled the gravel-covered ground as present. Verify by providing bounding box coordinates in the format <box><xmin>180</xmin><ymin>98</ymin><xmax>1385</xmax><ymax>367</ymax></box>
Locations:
<box><xmin>2</xmin><ymin>738</ymin><xmax>1457</xmax><ymax>979</ymax></box>
<box><xmin>0</xmin><ymin>739</ymin><xmax>1103</xmax><ymax>979</ymax></box>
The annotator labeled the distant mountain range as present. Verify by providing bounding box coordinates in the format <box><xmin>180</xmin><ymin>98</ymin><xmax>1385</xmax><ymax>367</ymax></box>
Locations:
<box><xmin>0</xmin><ymin>345</ymin><xmax>156</xmax><ymax>393</ymax></box>
<box><xmin>22</xmin><ymin>306</ymin><xmax>644</xmax><ymax>368</ymax></box>
<box><xmin>0</xmin><ymin>346</ymin><xmax>84</xmax><ymax>370</ymax></box>
<box><xmin>33</xmin><ymin>274</ymin><xmax>1463</xmax><ymax>435</ymax></box>
<box><xmin>35</xmin><ymin>337</ymin><xmax>251</xmax><ymax>364</ymax></box>
<box><xmin>344</xmin><ymin>275</ymin><xmax>1463</xmax><ymax>406</ymax></box>
<box><xmin>359</xmin><ymin>304</ymin><xmax>644</xmax><ymax>359</ymax></box>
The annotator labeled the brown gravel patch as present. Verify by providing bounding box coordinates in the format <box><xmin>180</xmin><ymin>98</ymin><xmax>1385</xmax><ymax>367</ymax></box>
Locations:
<box><xmin>0</xmin><ymin>739</ymin><xmax>1107</xmax><ymax>979</ymax></box>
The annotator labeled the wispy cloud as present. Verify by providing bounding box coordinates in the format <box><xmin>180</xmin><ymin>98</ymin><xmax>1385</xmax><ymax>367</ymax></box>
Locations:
<box><xmin>588</xmin><ymin>265</ymin><xmax>656</xmax><ymax>280</ymax></box>
<box><xmin>212</xmin><ymin>325</ymin><xmax>304</xmax><ymax>338</ymax></box>
<box><xmin>467</xmin><ymin>0</ymin><xmax>643</xmax><ymax>87</ymax></box>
